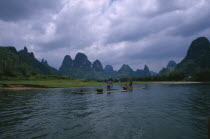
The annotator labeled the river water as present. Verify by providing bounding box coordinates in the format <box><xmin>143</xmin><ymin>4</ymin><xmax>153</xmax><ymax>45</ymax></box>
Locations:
<box><xmin>0</xmin><ymin>84</ymin><xmax>209</xmax><ymax>139</ymax></box>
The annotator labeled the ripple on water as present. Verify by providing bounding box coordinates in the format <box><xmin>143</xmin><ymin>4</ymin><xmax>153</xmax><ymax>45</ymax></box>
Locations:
<box><xmin>0</xmin><ymin>84</ymin><xmax>209</xmax><ymax>139</ymax></box>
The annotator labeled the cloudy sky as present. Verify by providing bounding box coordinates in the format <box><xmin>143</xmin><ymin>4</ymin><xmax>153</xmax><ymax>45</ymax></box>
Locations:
<box><xmin>0</xmin><ymin>0</ymin><xmax>210</xmax><ymax>72</ymax></box>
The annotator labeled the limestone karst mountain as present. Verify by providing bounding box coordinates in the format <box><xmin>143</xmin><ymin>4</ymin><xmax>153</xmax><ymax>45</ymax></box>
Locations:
<box><xmin>176</xmin><ymin>37</ymin><xmax>210</xmax><ymax>75</ymax></box>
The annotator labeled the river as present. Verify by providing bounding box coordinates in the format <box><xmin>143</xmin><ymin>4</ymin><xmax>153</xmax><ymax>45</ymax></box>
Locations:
<box><xmin>0</xmin><ymin>84</ymin><xmax>209</xmax><ymax>139</ymax></box>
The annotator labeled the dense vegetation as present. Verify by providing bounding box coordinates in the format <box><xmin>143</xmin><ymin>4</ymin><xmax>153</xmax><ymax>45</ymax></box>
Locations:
<box><xmin>0</xmin><ymin>46</ymin><xmax>60</xmax><ymax>77</ymax></box>
<box><xmin>18</xmin><ymin>47</ymin><xmax>59</xmax><ymax>75</ymax></box>
<box><xmin>175</xmin><ymin>37</ymin><xmax>210</xmax><ymax>75</ymax></box>
<box><xmin>119</xmin><ymin>69</ymin><xmax>210</xmax><ymax>82</ymax></box>
<box><xmin>192</xmin><ymin>69</ymin><xmax>210</xmax><ymax>81</ymax></box>
<box><xmin>0</xmin><ymin>46</ymin><xmax>37</xmax><ymax>76</ymax></box>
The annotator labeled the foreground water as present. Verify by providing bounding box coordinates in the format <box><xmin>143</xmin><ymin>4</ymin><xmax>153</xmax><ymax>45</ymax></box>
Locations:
<box><xmin>0</xmin><ymin>84</ymin><xmax>209</xmax><ymax>139</ymax></box>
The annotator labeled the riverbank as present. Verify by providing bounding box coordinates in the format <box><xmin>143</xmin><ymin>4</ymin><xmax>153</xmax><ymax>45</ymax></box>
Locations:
<box><xmin>0</xmin><ymin>84</ymin><xmax>49</xmax><ymax>90</ymax></box>
<box><xmin>134</xmin><ymin>81</ymin><xmax>202</xmax><ymax>84</ymax></box>
<box><xmin>0</xmin><ymin>79</ymin><xmax>106</xmax><ymax>90</ymax></box>
<box><xmin>0</xmin><ymin>80</ymin><xmax>204</xmax><ymax>90</ymax></box>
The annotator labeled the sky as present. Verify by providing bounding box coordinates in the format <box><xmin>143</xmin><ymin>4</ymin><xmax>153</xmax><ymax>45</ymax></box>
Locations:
<box><xmin>0</xmin><ymin>0</ymin><xmax>210</xmax><ymax>72</ymax></box>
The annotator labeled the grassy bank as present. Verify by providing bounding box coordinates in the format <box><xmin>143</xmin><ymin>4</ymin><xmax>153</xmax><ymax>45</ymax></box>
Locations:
<box><xmin>0</xmin><ymin>79</ymin><xmax>106</xmax><ymax>88</ymax></box>
<box><xmin>0</xmin><ymin>75</ymin><xmax>204</xmax><ymax>90</ymax></box>
<box><xmin>0</xmin><ymin>75</ymin><xmax>105</xmax><ymax>88</ymax></box>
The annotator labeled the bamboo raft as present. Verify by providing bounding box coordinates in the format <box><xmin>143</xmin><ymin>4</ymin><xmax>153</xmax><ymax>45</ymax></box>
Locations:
<box><xmin>133</xmin><ymin>87</ymin><xmax>146</xmax><ymax>89</ymax></box>
<box><xmin>73</xmin><ymin>87</ymin><xmax>145</xmax><ymax>94</ymax></box>
<box><xmin>72</xmin><ymin>91</ymin><xmax>93</xmax><ymax>94</ymax></box>
<box><xmin>109</xmin><ymin>87</ymin><xmax>145</xmax><ymax>92</ymax></box>
<box><xmin>107</xmin><ymin>90</ymin><xmax>127</xmax><ymax>93</ymax></box>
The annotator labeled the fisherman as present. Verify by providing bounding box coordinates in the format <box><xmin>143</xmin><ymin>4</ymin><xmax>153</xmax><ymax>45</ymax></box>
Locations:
<box><xmin>107</xmin><ymin>80</ymin><xmax>111</xmax><ymax>91</ymax></box>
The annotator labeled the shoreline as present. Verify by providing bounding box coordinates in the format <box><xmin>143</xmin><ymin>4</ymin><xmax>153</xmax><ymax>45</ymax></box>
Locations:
<box><xmin>0</xmin><ymin>81</ymin><xmax>204</xmax><ymax>90</ymax></box>
<box><xmin>0</xmin><ymin>84</ymin><xmax>52</xmax><ymax>90</ymax></box>
<box><xmin>134</xmin><ymin>81</ymin><xmax>202</xmax><ymax>84</ymax></box>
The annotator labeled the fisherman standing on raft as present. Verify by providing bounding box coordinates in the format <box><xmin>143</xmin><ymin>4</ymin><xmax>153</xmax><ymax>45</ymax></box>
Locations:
<box><xmin>107</xmin><ymin>80</ymin><xmax>112</xmax><ymax>91</ymax></box>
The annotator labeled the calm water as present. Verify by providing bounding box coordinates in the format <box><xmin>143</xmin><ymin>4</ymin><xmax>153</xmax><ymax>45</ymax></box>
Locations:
<box><xmin>0</xmin><ymin>84</ymin><xmax>209</xmax><ymax>139</ymax></box>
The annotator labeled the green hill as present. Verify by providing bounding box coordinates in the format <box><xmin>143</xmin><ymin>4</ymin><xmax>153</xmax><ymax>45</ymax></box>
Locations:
<box><xmin>59</xmin><ymin>53</ymin><xmax>106</xmax><ymax>80</ymax></box>
<box><xmin>0</xmin><ymin>46</ymin><xmax>60</xmax><ymax>77</ymax></box>
<box><xmin>176</xmin><ymin>37</ymin><xmax>210</xmax><ymax>75</ymax></box>
<box><xmin>0</xmin><ymin>46</ymin><xmax>37</xmax><ymax>75</ymax></box>
<box><xmin>18</xmin><ymin>47</ymin><xmax>59</xmax><ymax>75</ymax></box>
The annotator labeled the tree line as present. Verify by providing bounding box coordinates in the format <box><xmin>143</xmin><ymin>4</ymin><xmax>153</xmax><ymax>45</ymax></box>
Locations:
<box><xmin>118</xmin><ymin>69</ymin><xmax>210</xmax><ymax>82</ymax></box>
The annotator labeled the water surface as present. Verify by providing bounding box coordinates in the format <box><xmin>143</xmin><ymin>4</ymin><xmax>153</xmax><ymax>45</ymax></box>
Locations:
<box><xmin>0</xmin><ymin>84</ymin><xmax>209</xmax><ymax>139</ymax></box>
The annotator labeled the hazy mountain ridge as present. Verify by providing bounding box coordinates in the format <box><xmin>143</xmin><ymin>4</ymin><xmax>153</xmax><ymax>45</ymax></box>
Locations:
<box><xmin>104</xmin><ymin>65</ymin><xmax>117</xmax><ymax>77</ymax></box>
<box><xmin>159</xmin><ymin>60</ymin><xmax>177</xmax><ymax>74</ymax></box>
<box><xmin>1</xmin><ymin>36</ymin><xmax>209</xmax><ymax>80</ymax></box>
<box><xmin>167</xmin><ymin>61</ymin><xmax>177</xmax><ymax>68</ymax></box>
<box><xmin>59</xmin><ymin>54</ymin><xmax>152</xmax><ymax>79</ymax></box>
<box><xmin>59</xmin><ymin>53</ymin><xmax>106</xmax><ymax>79</ymax></box>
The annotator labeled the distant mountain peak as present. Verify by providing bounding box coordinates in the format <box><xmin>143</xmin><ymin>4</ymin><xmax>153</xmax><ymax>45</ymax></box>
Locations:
<box><xmin>193</xmin><ymin>37</ymin><xmax>209</xmax><ymax>43</ymax></box>
<box><xmin>118</xmin><ymin>64</ymin><xmax>134</xmax><ymax>77</ymax></box>
<box><xmin>93</xmin><ymin>59</ymin><xmax>103</xmax><ymax>72</ymax></box>
<box><xmin>64</xmin><ymin>55</ymin><xmax>73</xmax><ymax>62</ymax></box>
<box><xmin>75</xmin><ymin>52</ymin><xmax>88</xmax><ymax>60</ymax></box>
<box><xmin>19</xmin><ymin>47</ymin><xmax>35</xmax><ymax>58</ymax></box>
<box><xmin>143</xmin><ymin>65</ymin><xmax>151</xmax><ymax>76</ymax></box>
<box><xmin>59</xmin><ymin>55</ymin><xmax>73</xmax><ymax>71</ymax></box>
<box><xmin>144</xmin><ymin>65</ymin><xmax>149</xmax><ymax>72</ymax></box>
<box><xmin>122</xmin><ymin>64</ymin><xmax>131</xmax><ymax>68</ymax></box>
<box><xmin>167</xmin><ymin>60</ymin><xmax>176</xmax><ymax>68</ymax></box>
<box><xmin>186</xmin><ymin>37</ymin><xmax>210</xmax><ymax>60</ymax></box>
<box><xmin>73</xmin><ymin>52</ymin><xmax>92</xmax><ymax>68</ymax></box>
<box><xmin>104</xmin><ymin>65</ymin><xmax>114</xmax><ymax>72</ymax></box>
<box><xmin>175</xmin><ymin>36</ymin><xmax>210</xmax><ymax>75</ymax></box>
<box><xmin>104</xmin><ymin>65</ymin><xmax>117</xmax><ymax>77</ymax></box>
<box><xmin>23</xmin><ymin>46</ymin><xmax>28</xmax><ymax>52</ymax></box>
<box><xmin>30</xmin><ymin>52</ymin><xmax>34</xmax><ymax>58</ymax></box>
<box><xmin>41</xmin><ymin>59</ymin><xmax>48</xmax><ymax>65</ymax></box>
<box><xmin>159</xmin><ymin>61</ymin><xmax>176</xmax><ymax>74</ymax></box>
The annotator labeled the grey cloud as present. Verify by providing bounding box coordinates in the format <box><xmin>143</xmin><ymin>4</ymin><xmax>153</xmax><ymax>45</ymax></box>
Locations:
<box><xmin>0</xmin><ymin>0</ymin><xmax>210</xmax><ymax>72</ymax></box>
<box><xmin>169</xmin><ymin>9</ymin><xmax>210</xmax><ymax>37</ymax></box>
<box><xmin>104</xmin><ymin>37</ymin><xmax>188</xmax><ymax>71</ymax></box>
<box><xmin>34</xmin><ymin>2</ymin><xmax>103</xmax><ymax>51</ymax></box>
<box><xmin>126</xmin><ymin>37</ymin><xmax>189</xmax><ymax>60</ymax></box>
<box><xmin>0</xmin><ymin>0</ymin><xmax>62</xmax><ymax>21</ymax></box>
<box><xmin>106</xmin><ymin>13</ymin><xmax>181</xmax><ymax>44</ymax></box>
<box><xmin>155</xmin><ymin>0</ymin><xmax>196</xmax><ymax>14</ymax></box>
<box><xmin>105</xmin><ymin>0</ymin><xmax>209</xmax><ymax>44</ymax></box>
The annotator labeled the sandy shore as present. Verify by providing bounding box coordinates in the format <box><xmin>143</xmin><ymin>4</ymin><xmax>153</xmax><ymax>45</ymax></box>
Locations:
<box><xmin>0</xmin><ymin>84</ymin><xmax>50</xmax><ymax>90</ymax></box>
<box><xmin>151</xmin><ymin>81</ymin><xmax>202</xmax><ymax>84</ymax></box>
